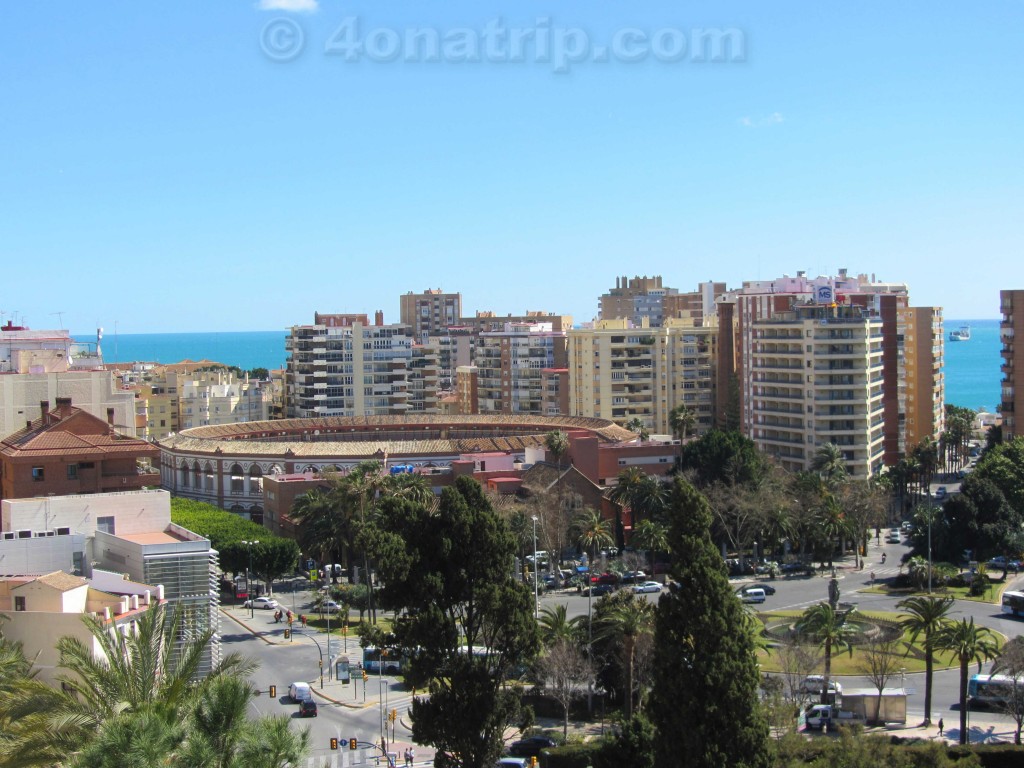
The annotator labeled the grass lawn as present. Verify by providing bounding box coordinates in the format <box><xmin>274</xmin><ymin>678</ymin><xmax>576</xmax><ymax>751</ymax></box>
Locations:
<box><xmin>755</xmin><ymin>609</ymin><xmax>1005</xmax><ymax>675</ymax></box>
<box><xmin>858</xmin><ymin>578</ymin><xmax>1013</xmax><ymax>604</ymax></box>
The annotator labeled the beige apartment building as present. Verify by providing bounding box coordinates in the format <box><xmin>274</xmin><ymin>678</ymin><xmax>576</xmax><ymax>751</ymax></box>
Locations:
<box><xmin>285</xmin><ymin>312</ymin><xmax>440</xmax><ymax>418</ymax></box>
<box><xmin>1001</xmin><ymin>290</ymin><xmax>1024</xmax><ymax>438</ymax></box>
<box><xmin>898</xmin><ymin>306</ymin><xmax>945</xmax><ymax>451</ymax></box>
<box><xmin>567</xmin><ymin>318</ymin><xmax>716</xmax><ymax>436</ymax></box>
<box><xmin>747</xmin><ymin>303</ymin><xmax>885</xmax><ymax>478</ymax></box>
<box><xmin>179</xmin><ymin>371</ymin><xmax>272</xmax><ymax>430</ymax></box>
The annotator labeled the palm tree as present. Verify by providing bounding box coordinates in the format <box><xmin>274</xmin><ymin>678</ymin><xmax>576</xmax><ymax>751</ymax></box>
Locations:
<box><xmin>537</xmin><ymin>604</ymin><xmax>584</xmax><ymax>648</ymax></box>
<box><xmin>816</xmin><ymin>493</ymin><xmax>850</xmax><ymax>568</ymax></box>
<box><xmin>289</xmin><ymin>487</ymin><xmax>350</xmax><ymax>576</ymax></box>
<box><xmin>572</xmin><ymin>508</ymin><xmax>614</xmax><ymax>562</ymax></box>
<box><xmin>630</xmin><ymin>519</ymin><xmax>669</xmax><ymax>574</ymax></box>
<box><xmin>795</xmin><ymin>603</ymin><xmax>855</xmax><ymax>704</ymax></box>
<box><xmin>668</xmin><ymin>404</ymin><xmax>697</xmax><ymax>443</ymax></box>
<box><xmin>544</xmin><ymin>430</ymin><xmax>570</xmax><ymax>469</ymax></box>
<box><xmin>595</xmin><ymin>598</ymin><xmax>655</xmax><ymax>717</ymax></box>
<box><xmin>935</xmin><ymin>617</ymin><xmax>1000</xmax><ymax>744</ymax></box>
<box><xmin>897</xmin><ymin>596</ymin><xmax>954</xmax><ymax>726</ymax></box>
<box><xmin>624</xmin><ymin>418</ymin><xmax>649</xmax><ymax>442</ymax></box>
<box><xmin>811</xmin><ymin>442</ymin><xmax>848</xmax><ymax>487</ymax></box>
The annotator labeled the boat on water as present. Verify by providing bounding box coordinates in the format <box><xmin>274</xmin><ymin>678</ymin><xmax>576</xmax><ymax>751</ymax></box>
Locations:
<box><xmin>949</xmin><ymin>325</ymin><xmax>971</xmax><ymax>342</ymax></box>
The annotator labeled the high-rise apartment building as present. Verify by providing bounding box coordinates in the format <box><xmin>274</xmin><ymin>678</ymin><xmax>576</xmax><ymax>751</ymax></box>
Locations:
<box><xmin>1001</xmin><ymin>290</ymin><xmax>1024</xmax><ymax>439</ymax></box>
<box><xmin>746</xmin><ymin>303</ymin><xmax>885</xmax><ymax>477</ymax></box>
<box><xmin>400</xmin><ymin>289</ymin><xmax>462</xmax><ymax>344</ymax></box>
<box><xmin>179</xmin><ymin>371</ymin><xmax>272</xmax><ymax>430</ymax></box>
<box><xmin>284</xmin><ymin>312</ymin><xmax>440</xmax><ymax>418</ymax></box>
<box><xmin>474</xmin><ymin>322</ymin><xmax>567</xmax><ymax>415</ymax></box>
<box><xmin>599</xmin><ymin>276</ymin><xmax>678</xmax><ymax>327</ymax></box>
<box><xmin>897</xmin><ymin>306</ymin><xmax>945</xmax><ymax>451</ymax></box>
<box><xmin>567</xmin><ymin>318</ymin><xmax>716</xmax><ymax>436</ymax></box>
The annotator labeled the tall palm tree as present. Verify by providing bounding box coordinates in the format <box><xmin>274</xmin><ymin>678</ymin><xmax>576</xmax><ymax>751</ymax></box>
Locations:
<box><xmin>897</xmin><ymin>596</ymin><xmax>954</xmax><ymax>726</ymax></box>
<box><xmin>668</xmin><ymin>404</ymin><xmax>697</xmax><ymax>443</ymax></box>
<box><xmin>816</xmin><ymin>493</ymin><xmax>850</xmax><ymax>568</ymax></box>
<box><xmin>811</xmin><ymin>442</ymin><xmax>848</xmax><ymax>487</ymax></box>
<box><xmin>544</xmin><ymin>430</ymin><xmax>570</xmax><ymax>469</ymax></box>
<box><xmin>595</xmin><ymin>598</ymin><xmax>655</xmax><ymax>717</ymax></box>
<box><xmin>795</xmin><ymin>603</ymin><xmax>855</xmax><ymax>704</ymax></box>
<box><xmin>630</xmin><ymin>519</ymin><xmax>669</xmax><ymax>573</ymax></box>
<box><xmin>289</xmin><ymin>487</ymin><xmax>350</xmax><ymax>574</ymax></box>
<box><xmin>572</xmin><ymin>508</ymin><xmax>614</xmax><ymax>562</ymax></box>
<box><xmin>935</xmin><ymin>617</ymin><xmax>1000</xmax><ymax>744</ymax></box>
<box><xmin>624</xmin><ymin>417</ymin><xmax>649</xmax><ymax>442</ymax></box>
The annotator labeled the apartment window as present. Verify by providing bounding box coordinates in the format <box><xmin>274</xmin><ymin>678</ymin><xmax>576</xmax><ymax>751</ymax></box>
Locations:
<box><xmin>31</xmin><ymin>466</ymin><xmax>44</xmax><ymax>481</ymax></box>
<box><xmin>67</xmin><ymin>464</ymin><xmax>78</xmax><ymax>480</ymax></box>
<box><xmin>14</xmin><ymin>596</ymin><xmax>25</xmax><ymax>612</ymax></box>
<box><xmin>96</xmin><ymin>516</ymin><xmax>116</xmax><ymax>535</ymax></box>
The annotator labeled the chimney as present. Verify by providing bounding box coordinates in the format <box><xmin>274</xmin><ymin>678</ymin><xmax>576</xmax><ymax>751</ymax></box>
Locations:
<box><xmin>106</xmin><ymin>408</ymin><xmax>115</xmax><ymax>426</ymax></box>
<box><xmin>103</xmin><ymin>607</ymin><xmax>111</xmax><ymax>621</ymax></box>
<box><xmin>130</xmin><ymin>595</ymin><xmax>139</xmax><ymax>610</ymax></box>
<box><xmin>55</xmin><ymin>397</ymin><xmax>72</xmax><ymax>407</ymax></box>
<box><xmin>144</xmin><ymin>589</ymin><xmax>152</xmax><ymax>605</ymax></box>
<box><xmin>375</xmin><ymin>310</ymin><xmax>384</xmax><ymax>326</ymax></box>
<box><xmin>40</xmin><ymin>401</ymin><xmax>50</xmax><ymax>420</ymax></box>
<box><xmin>156</xmin><ymin>585</ymin><xmax>165</xmax><ymax>600</ymax></box>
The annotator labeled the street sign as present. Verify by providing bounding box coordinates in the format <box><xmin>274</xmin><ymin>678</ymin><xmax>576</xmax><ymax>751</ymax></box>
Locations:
<box><xmin>306</xmin><ymin>559</ymin><xmax>315</xmax><ymax>570</ymax></box>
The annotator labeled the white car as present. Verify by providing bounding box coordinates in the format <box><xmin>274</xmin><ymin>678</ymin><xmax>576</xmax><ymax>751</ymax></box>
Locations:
<box><xmin>798</xmin><ymin>675</ymin><xmax>843</xmax><ymax>695</ymax></box>
<box><xmin>243</xmin><ymin>596</ymin><xmax>279</xmax><ymax>610</ymax></box>
<box><xmin>632</xmin><ymin>581</ymin><xmax>662</xmax><ymax>594</ymax></box>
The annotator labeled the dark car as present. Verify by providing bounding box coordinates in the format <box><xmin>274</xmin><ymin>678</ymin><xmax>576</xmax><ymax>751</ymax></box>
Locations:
<box><xmin>299</xmin><ymin>699</ymin><xmax>318</xmax><ymax>717</ymax></box>
<box><xmin>583</xmin><ymin>584</ymin><xmax>615</xmax><ymax>597</ymax></box>
<box><xmin>508</xmin><ymin>736</ymin><xmax>558</xmax><ymax>758</ymax></box>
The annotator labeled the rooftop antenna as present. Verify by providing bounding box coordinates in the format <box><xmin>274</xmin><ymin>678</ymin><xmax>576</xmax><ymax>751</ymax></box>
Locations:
<box><xmin>51</xmin><ymin>311</ymin><xmax>65</xmax><ymax>330</ymax></box>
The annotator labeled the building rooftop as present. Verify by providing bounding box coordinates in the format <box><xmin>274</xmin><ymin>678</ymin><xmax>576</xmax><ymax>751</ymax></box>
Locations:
<box><xmin>116</xmin><ymin>530</ymin><xmax>191</xmax><ymax>545</ymax></box>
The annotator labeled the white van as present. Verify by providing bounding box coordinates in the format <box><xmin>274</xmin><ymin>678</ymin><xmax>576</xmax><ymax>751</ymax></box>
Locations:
<box><xmin>289</xmin><ymin>681</ymin><xmax>312</xmax><ymax>703</ymax></box>
<box><xmin>740</xmin><ymin>588</ymin><xmax>766</xmax><ymax>604</ymax></box>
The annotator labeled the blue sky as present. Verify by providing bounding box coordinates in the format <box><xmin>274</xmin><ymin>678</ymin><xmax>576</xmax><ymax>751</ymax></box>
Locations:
<box><xmin>1</xmin><ymin>1</ymin><xmax>1021</xmax><ymax>333</ymax></box>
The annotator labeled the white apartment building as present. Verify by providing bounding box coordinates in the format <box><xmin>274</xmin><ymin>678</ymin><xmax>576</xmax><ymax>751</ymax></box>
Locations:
<box><xmin>285</xmin><ymin>313</ymin><xmax>440</xmax><ymax>418</ymax></box>
<box><xmin>475</xmin><ymin>322</ymin><xmax>567</xmax><ymax>415</ymax></box>
<box><xmin>567</xmin><ymin>318</ymin><xmax>716</xmax><ymax>436</ymax></box>
<box><xmin>748</xmin><ymin>303</ymin><xmax>885</xmax><ymax>478</ymax></box>
<box><xmin>179</xmin><ymin>371</ymin><xmax>272</xmax><ymax>430</ymax></box>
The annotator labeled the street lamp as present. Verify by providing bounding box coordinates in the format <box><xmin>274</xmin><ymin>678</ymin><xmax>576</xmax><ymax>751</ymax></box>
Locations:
<box><xmin>242</xmin><ymin>540</ymin><xmax>259</xmax><ymax>618</ymax></box>
<box><xmin>531</xmin><ymin>515</ymin><xmax>539</xmax><ymax>620</ymax></box>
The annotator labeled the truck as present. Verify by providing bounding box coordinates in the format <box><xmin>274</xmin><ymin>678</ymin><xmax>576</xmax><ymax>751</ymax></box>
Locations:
<box><xmin>804</xmin><ymin>704</ymin><xmax>865</xmax><ymax>730</ymax></box>
<box><xmin>803</xmin><ymin>689</ymin><xmax>908</xmax><ymax>730</ymax></box>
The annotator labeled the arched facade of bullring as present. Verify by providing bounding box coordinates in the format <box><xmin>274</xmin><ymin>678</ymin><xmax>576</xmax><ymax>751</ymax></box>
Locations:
<box><xmin>157</xmin><ymin>415</ymin><xmax>638</xmax><ymax>522</ymax></box>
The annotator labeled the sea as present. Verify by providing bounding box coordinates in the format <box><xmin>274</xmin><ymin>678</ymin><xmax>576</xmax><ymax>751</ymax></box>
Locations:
<box><xmin>75</xmin><ymin>319</ymin><xmax>1003</xmax><ymax>412</ymax></box>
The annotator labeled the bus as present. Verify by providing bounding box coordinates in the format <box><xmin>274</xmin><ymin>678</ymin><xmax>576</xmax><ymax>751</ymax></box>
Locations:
<box><xmin>362</xmin><ymin>647</ymin><xmax>403</xmax><ymax>674</ymax></box>
<box><xmin>1002</xmin><ymin>591</ymin><xmax>1024</xmax><ymax>617</ymax></box>
<box><xmin>968</xmin><ymin>674</ymin><xmax>1021</xmax><ymax>707</ymax></box>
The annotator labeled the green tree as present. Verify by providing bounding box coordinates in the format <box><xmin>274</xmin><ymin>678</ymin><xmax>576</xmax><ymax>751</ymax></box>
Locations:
<box><xmin>896</xmin><ymin>595</ymin><xmax>953</xmax><ymax>726</ymax></box>
<box><xmin>669</xmin><ymin>404</ymin><xmax>697</xmax><ymax>443</ymax></box>
<box><xmin>811</xmin><ymin>442</ymin><xmax>848</xmax><ymax>487</ymax></box>
<box><xmin>630</xmin><ymin>519</ymin><xmax>669</xmax><ymax>573</ymax></box>
<box><xmin>289</xmin><ymin>486</ymin><xmax>352</xmax><ymax>574</ymax></box>
<box><xmin>795</xmin><ymin>603</ymin><xmax>855</xmax><ymax>704</ymax></box>
<box><xmin>650</xmin><ymin>478</ymin><xmax>770</xmax><ymax>768</ymax></box>
<box><xmin>678</xmin><ymin>429</ymin><xmax>766</xmax><ymax>489</ymax></box>
<box><xmin>934</xmin><ymin>617</ymin><xmax>1000</xmax><ymax>745</ymax></box>
<box><xmin>365</xmin><ymin>477</ymin><xmax>540</xmax><ymax>768</ymax></box>
<box><xmin>625</xmin><ymin>418</ymin><xmax>650</xmax><ymax>442</ymax></box>
<box><xmin>537</xmin><ymin>604</ymin><xmax>583</xmax><ymax>648</ymax></box>
<box><xmin>592</xmin><ymin>712</ymin><xmax>655</xmax><ymax>768</ymax></box>
<box><xmin>990</xmin><ymin>636</ymin><xmax>1024</xmax><ymax>744</ymax></box>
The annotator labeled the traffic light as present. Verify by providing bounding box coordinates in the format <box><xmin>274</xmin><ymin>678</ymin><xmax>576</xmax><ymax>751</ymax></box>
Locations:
<box><xmin>269</xmin><ymin>685</ymin><xmax>276</xmax><ymax>698</ymax></box>
<box><xmin>362</xmin><ymin>670</ymin><xmax>368</xmax><ymax>682</ymax></box>
<box><xmin>283</xmin><ymin>629</ymin><xmax>290</xmax><ymax>640</ymax></box>
<box><xmin>349</xmin><ymin>738</ymin><xmax>358</xmax><ymax>751</ymax></box>
<box><xmin>530</xmin><ymin>758</ymin><xmax>537</xmax><ymax>768</ymax></box>
<box><xmin>330</xmin><ymin>738</ymin><xmax>338</xmax><ymax>751</ymax></box>
<box><xmin>388</xmin><ymin>708</ymin><xmax>397</xmax><ymax>723</ymax></box>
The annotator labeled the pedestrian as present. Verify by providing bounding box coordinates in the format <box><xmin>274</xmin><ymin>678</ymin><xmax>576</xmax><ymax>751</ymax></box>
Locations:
<box><xmin>407</xmin><ymin>747</ymin><xmax>415</xmax><ymax>766</ymax></box>
<box><xmin>870</xmin><ymin>572</ymin><xmax>876</xmax><ymax>585</ymax></box>
<box><xmin>403</xmin><ymin>748</ymin><xmax>410</xmax><ymax>766</ymax></box>
<box><xmin>300</xmin><ymin>614</ymin><xmax>307</xmax><ymax>627</ymax></box>
<box><xmin>273</xmin><ymin>609</ymin><xmax>281</xmax><ymax>623</ymax></box>
<box><xmin>938</xmin><ymin>718</ymin><xmax>944</xmax><ymax>737</ymax></box>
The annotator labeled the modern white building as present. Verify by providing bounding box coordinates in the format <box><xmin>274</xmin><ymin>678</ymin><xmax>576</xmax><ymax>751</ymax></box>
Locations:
<box><xmin>179</xmin><ymin>371</ymin><xmax>272</xmax><ymax>430</ymax></box>
<box><xmin>0</xmin><ymin>489</ymin><xmax>220</xmax><ymax>675</ymax></box>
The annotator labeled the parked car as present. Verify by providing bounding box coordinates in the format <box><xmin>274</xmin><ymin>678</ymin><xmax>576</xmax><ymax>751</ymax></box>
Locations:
<box><xmin>934</xmin><ymin>486</ymin><xmax>947</xmax><ymax>499</ymax></box>
<box><xmin>243</xmin><ymin>596</ymin><xmax>279</xmax><ymax>610</ymax></box>
<box><xmin>632</xmin><ymin>581</ymin><xmax>662</xmax><ymax>594</ymax></box>
<box><xmin>737</xmin><ymin>584</ymin><xmax>776</xmax><ymax>597</ymax></box>
<box><xmin>583</xmin><ymin>584</ymin><xmax>616</xmax><ymax>597</ymax></box>
<box><xmin>590</xmin><ymin>572</ymin><xmax>620</xmax><ymax>585</ymax></box>
<box><xmin>620</xmin><ymin>570</ymin><xmax>647</xmax><ymax>584</ymax></box>
<box><xmin>508</xmin><ymin>736</ymin><xmax>558</xmax><ymax>758</ymax></box>
<box><xmin>320</xmin><ymin>600</ymin><xmax>343</xmax><ymax>614</ymax></box>
<box><xmin>496</xmin><ymin>759</ymin><xmax>529</xmax><ymax>768</ymax></box>
<box><xmin>780</xmin><ymin>562</ymin><xmax>813</xmax><ymax>575</ymax></box>
<box><xmin>298</xmin><ymin>699</ymin><xmax>318</xmax><ymax>717</ymax></box>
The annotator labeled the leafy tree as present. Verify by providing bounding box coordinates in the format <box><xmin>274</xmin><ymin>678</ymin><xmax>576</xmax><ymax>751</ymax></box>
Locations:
<box><xmin>896</xmin><ymin>596</ymin><xmax>953</xmax><ymax>726</ymax></box>
<box><xmin>650</xmin><ymin>478</ymin><xmax>769</xmax><ymax>768</ymax></box>
<box><xmin>669</xmin><ymin>404</ymin><xmax>697</xmax><ymax>443</ymax></box>
<box><xmin>934</xmin><ymin>617</ymin><xmax>1000</xmax><ymax>745</ymax></box>
<box><xmin>795</xmin><ymin>603</ymin><xmax>854</xmax><ymax>705</ymax></box>
<box><xmin>365</xmin><ymin>477</ymin><xmax>540</xmax><ymax>768</ymax></box>
<box><xmin>855</xmin><ymin>637</ymin><xmax>902</xmax><ymax>725</ymax></box>
<box><xmin>592</xmin><ymin>712</ymin><xmax>655</xmax><ymax>768</ymax></box>
<box><xmin>811</xmin><ymin>442</ymin><xmax>848</xmax><ymax>487</ymax></box>
<box><xmin>289</xmin><ymin>486</ymin><xmax>350</xmax><ymax>574</ymax></box>
<box><xmin>625</xmin><ymin>418</ymin><xmax>650</xmax><ymax>442</ymax></box>
<box><xmin>609</xmin><ymin>469</ymin><xmax>667</xmax><ymax>528</ymax></box>
<box><xmin>571</xmin><ymin>508</ymin><xmax>614</xmax><ymax>562</ymax></box>
<box><xmin>630</xmin><ymin>519</ymin><xmax>669</xmax><ymax>573</ymax></box>
<box><xmin>678</xmin><ymin>429</ymin><xmax>766</xmax><ymax>489</ymax></box>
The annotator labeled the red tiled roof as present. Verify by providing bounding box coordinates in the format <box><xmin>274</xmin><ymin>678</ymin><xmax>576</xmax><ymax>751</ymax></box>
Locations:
<box><xmin>0</xmin><ymin>406</ymin><xmax>156</xmax><ymax>458</ymax></box>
